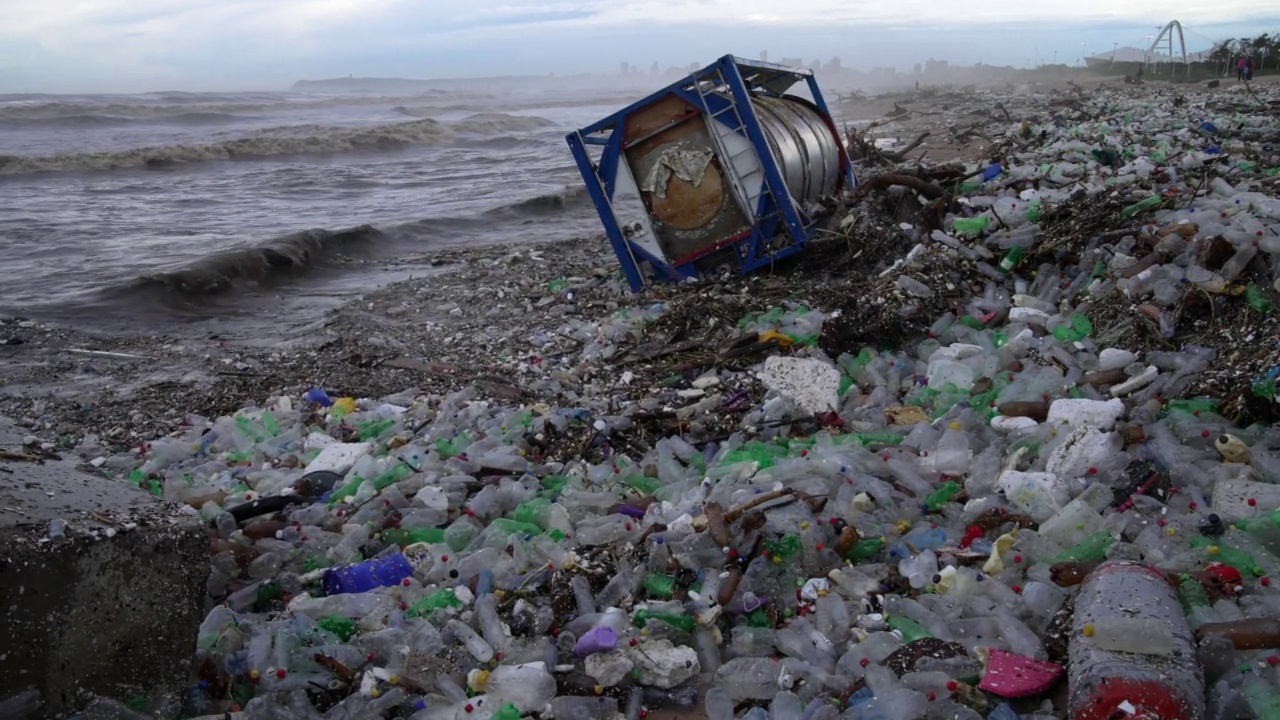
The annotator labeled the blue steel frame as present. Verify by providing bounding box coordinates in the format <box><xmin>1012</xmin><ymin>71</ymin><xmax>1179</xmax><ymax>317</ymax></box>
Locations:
<box><xmin>566</xmin><ymin>54</ymin><xmax>855</xmax><ymax>292</ymax></box>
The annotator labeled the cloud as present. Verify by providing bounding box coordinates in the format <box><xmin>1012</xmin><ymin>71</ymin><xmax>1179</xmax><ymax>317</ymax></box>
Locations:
<box><xmin>0</xmin><ymin>0</ymin><xmax>1277</xmax><ymax>91</ymax></box>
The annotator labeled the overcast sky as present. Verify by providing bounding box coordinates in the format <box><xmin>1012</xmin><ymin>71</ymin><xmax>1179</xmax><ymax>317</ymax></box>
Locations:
<box><xmin>1</xmin><ymin>0</ymin><xmax>1277</xmax><ymax>93</ymax></box>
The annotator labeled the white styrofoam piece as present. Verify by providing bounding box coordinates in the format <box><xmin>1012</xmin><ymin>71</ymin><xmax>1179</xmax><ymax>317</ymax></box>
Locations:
<box><xmin>1046</xmin><ymin>398</ymin><xmax>1125</xmax><ymax>431</ymax></box>
<box><xmin>304</xmin><ymin>441</ymin><xmax>372</xmax><ymax>475</ymax></box>
<box><xmin>758</xmin><ymin>356</ymin><xmax>840</xmax><ymax>413</ymax></box>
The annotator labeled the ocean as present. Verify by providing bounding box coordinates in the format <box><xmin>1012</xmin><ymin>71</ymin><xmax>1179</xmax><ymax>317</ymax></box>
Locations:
<box><xmin>0</xmin><ymin>85</ymin><xmax>645</xmax><ymax>337</ymax></box>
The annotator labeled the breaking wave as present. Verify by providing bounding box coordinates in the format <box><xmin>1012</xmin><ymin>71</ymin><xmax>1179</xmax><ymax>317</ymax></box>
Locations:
<box><xmin>458</xmin><ymin>113</ymin><xmax>554</xmax><ymax>133</ymax></box>
<box><xmin>507</xmin><ymin>186</ymin><xmax>590</xmax><ymax>213</ymax></box>
<box><xmin>103</xmin><ymin>186</ymin><xmax>589</xmax><ymax>303</ymax></box>
<box><xmin>0</xmin><ymin>114</ymin><xmax>553</xmax><ymax>176</ymax></box>
<box><xmin>0</xmin><ymin>94</ymin><xmax>439</xmax><ymax>121</ymax></box>
<box><xmin>0</xmin><ymin>111</ymin><xmax>248</xmax><ymax>130</ymax></box>
<box><xmin>387</xmin><ymin>110</ymin><xmax>553</xmax><ymax>133</ymax></box>
<box><xmin>396</xmin><ymin>186</ymin><xmax>591</xmax><ymax>237</ymax></box>
<box><xmin>119</xmin><ymin>225</ymin><xmax>383</xmax><ymax>298</ymax></box>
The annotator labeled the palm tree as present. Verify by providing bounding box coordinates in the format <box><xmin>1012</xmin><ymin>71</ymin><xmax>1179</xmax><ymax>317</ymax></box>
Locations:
<box><xmin>1249</xmin><ymin>35</ymin><xmax>1267</xmax><ymax>70</ymax></box>
<box><xmin>1209</xmin><ymin>38</ymin><xmax>1234</xmax><ymax>74</ymax></box>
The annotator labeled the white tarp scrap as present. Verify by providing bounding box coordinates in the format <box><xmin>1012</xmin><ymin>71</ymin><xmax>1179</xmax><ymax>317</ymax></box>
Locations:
<box><xmin>641</xmin><ymin>149</ymin><xmax>713</xmax><ymax>199</ymax></box>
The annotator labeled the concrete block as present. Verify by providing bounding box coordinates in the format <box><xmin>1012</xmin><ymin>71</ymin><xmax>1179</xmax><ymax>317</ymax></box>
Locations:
<box><xmin>0</xmin><ymin>419</ymin><xmax>208</xmax><ymax>718</ymax></box>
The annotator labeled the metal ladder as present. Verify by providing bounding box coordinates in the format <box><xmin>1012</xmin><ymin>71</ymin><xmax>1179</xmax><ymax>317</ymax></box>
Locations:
<box><xmin>689</xmin><ymin>67</ymin><xmax>795</xmax><ymax>259</ymax></box>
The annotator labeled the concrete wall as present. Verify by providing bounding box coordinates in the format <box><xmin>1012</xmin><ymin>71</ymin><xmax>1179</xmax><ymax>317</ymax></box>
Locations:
<box><xmin>0</xmin><ymin>419</ymin><xmax>209</xmax><ymax>718</ymax></box>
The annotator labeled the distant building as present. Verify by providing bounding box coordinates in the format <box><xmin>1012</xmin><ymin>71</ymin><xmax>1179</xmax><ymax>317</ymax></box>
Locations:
<box><xmin>1083</xmin><ymin>46</ymin><xmax>1209</xmax><ymax>67</ymax></box>
<box><xmin>760</xmin><ymin>50</ymin><xmax>769</xmax><ymax>63</ymax></box>
<box><xmin>621</xmin><ymin>62</ymin><xmax>630</xmax><ymax>75</ymax></box>
<box><xmin>779</xmin><ymin>57</ymin><xmax>803</xmax><ymax>68</ymax></box>
<box><xmin>650</xmin><ymin>61</ymin><xmax>659</xmax><ymax>76</ymax></box>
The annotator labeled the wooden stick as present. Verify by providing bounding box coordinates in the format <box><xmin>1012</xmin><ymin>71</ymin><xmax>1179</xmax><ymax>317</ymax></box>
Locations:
<box><xmin>724</xmin><ymin>488</ymin><xmax>794</xmax><ymax>523</ymax></box>
<box><xmin>851</xmin><ymin>173</ymin><xmax>946</xmax><ymax>203</ymax></box>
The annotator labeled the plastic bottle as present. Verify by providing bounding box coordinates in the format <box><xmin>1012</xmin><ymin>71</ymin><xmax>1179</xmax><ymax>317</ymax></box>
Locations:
<box><xmin>1195</xmin><ymin>618</ymin><xmax>1280</xmax><ymax>650</ymax></box>
<box><xmin>932</xmin><ymin>421</ymin><xmax>973</xmax><ymax>476</ymax></box>
<box><xmin>321</xmin><ymin>553</ymin><xmax>415</xmax><ymax>595</ymax></box>
<box><xmin>953</xmin><ymin>217</ymin><xmax>991</xmax><ymax>237</ymax></box>
<box><xmin>1069</xmin><ymin>560</ymin><xmax>1203</xmax><ymax>719</ymax></box>
<box><xmin>1121</xmin><ymin>195</ymin><xmax>1162</xmax><ymax>218</ymax></box>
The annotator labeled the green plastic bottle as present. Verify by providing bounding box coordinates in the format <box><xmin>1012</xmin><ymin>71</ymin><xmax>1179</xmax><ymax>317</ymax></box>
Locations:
<box><xmin>493</xmin><ymin>704</ymin><xmax>522</xmax><ymax>720</ymax></box>
<box><xmin>317</xmin><ymin>615</ymin><xmax>356</xmax><ymax>641</ymax></box>
<box><xmin>644</xmin><ymin>574</ymin><xmax>676</xmax><ymax>598</ymax></box>
<box><xmin>327</xmin><ymin>476</ymin><xmax>365</xmax><ymax>506</ymax></box>
<box><xmin>357</xmin><ymin>419</ymin><xmax>397</xmax><ymax>441</ymax></box>
<box><xmin>406</xmin><ymin>588</ymin><xmax>461</xmax><ymax>618</ymax></box>
<box><xmin>1247</xmin><ymin>284</ymin><xmax>1273</xmax><ymax>314</ymax></box>
<box><xmin>1166</xmin><ymin>399</ymin><xmax>1219</xmax><ymax>416</ymax></box>
<box><xmin>235</xmin><ymin>415</ymin><xmax>265</xmax><ymax>442</ymax></box>
<box><xmin>1050</xmin><ymin>531</ymin><xmax>1115</xmax><ymax>563</ymax></box>
<box><xmin>1191</xmin><ymin>536</ymin><xmax>1263</xmax><ymax>576</ymax></box>
<box><xmin>491</xmin><ymin>518</ymin><xmax>544</xmax><ymax>537</ymax></box>
<box><xmin>373</xmin><ymin>463</ymin><xmax>412</xmax><ymax>490</ymax></box>
<box><xmin>953</xmin><ymin>217</ymin><xmax>990</xmax><ymax>236</ymax></box>
<box><xmin>510</xmin><ymin>499</ymin><xmax>551</xmax><ymax>527</ymax></box>
<box><xmin>1052</xmin><ymin>313</ymin><xmax>1094</xmax><ymax>342</ymax></box>
<box><xmin>301</xmin><ymin>555</ymin><xmax>332</xmax><ymax>573</ymax></box>
<box><xmin>1244</xmin><ymin>678</ymin><xmax>1280</xmax><ymax>720</ymax></box>
<box><xmin>621</xmin><ymin>475</ymin><xmax>661</xmax><ymax>495</ymax></box>
<box><xmin>846</xmin><ymin>537</ymin><xmax>885</xmax><ymax>562</ymax></box>
<box><xmin>1238</xmin><ymin>508</ymin><xmax>1280</xmax><ymax>535</ymax></box>
<box><xmin>1026</xmin><ymin>200</ymin><xmax>1043</xmax><ymax>223</ymax></box>
<box><xmin>382</xmin><ymin>527</ymin><xmax>446</xmax><ymax>547</ymax></box>
<box><xmin>435</xmin><ymin>433</ymin><xmax>470</xmax><ymax>460</ymax></box>
<box><xmin>539</xmin><ymin>475</ymin><xmax>568</xmax><ymax>499</ymax></box>
<box><xmin>1121</xmin><ymin>195</ymin><xmax>1162</xmax><ymax>218</ymax></box>
<box><xmin>887</xmin><ymin>616</ymin><xmax>932</xmax><ymax>643</ymax></box>
<box><xmin>925</xmin><ymin>482</ymin><xmax>961</xmax><ymax>512</ymax></box>
<box><xmin>767</xmin><ymin>535</ymin><xmax>803</xmax><ymax>560</ymax></box>
<box><xmin>998</xmin><ymin>246</ymin><xmax>1025</xmax><ymax>275</ymax></box>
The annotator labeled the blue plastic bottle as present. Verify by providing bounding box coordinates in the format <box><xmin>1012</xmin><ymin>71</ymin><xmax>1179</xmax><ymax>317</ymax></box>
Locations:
<box><xmin>322</xmin><ymin>553</ymin><xmax>413</xmax><ymax>595</ymax></box>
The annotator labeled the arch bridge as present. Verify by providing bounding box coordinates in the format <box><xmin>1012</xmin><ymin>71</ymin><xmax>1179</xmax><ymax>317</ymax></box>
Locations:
<box><xmin>1147</xmin><ymin>20</ymin><xmax>1189</xmax><ymax>66</ymax></box>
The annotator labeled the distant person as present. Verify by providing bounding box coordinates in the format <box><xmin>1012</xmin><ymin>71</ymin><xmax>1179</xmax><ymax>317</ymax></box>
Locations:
<box><xmin>1237</xmin><ymin>56</ymin><xmax>1246</xmax><ymax>81</ymax></box>
<box><xmin>1245</xmin><ymin>56</ymin><xmax>1255</xmax><ymax>82</ymax></box>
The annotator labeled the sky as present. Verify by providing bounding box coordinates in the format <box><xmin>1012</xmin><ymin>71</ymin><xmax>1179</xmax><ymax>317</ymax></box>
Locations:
<box><xmin>0</xmin><ymin>0</ymin><xmax>1277</xmax><ymax>93</ymax></box>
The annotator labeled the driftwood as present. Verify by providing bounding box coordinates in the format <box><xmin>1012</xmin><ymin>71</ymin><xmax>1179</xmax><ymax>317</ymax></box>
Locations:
<box><xmin>851</xmin><ymin>173</ymin><xmax>946</xmax><ymax>203</ymax></box>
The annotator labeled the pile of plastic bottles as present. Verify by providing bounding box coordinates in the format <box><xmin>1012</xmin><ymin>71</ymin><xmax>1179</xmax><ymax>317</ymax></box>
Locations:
<box><xmin>99</xmin><ymin>326</ymin><xmax>1280</xmax><ymax>720</ymax></box>
<box><xmin>66</xmin><ymin>84</ymin><xmax>1280</xmax><ymax>720</ymax></box>
<box><xmin>736</xmin><ymin>305</ymin><xmax>828</xmax><ymax>348</ymax></box>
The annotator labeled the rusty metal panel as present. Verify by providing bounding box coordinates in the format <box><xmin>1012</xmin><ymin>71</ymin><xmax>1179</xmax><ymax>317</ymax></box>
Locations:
<box><xmin>623</xmin><ymin>97</ymin><xmax>751</xmax><ymax>263</ymax></box>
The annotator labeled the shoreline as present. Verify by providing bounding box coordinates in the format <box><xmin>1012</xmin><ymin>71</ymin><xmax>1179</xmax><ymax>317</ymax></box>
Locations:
<box><xmin>3</xmin><ymin>76</ymin><xmax>1279</xmax><ymax>447</ymax></box>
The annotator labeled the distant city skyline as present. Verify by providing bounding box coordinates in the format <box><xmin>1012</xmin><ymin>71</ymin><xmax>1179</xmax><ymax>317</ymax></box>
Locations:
<box><xmin>0</xmin><ymin>0</ymin><xmax>1277</xmax><ymax>93</ymax></box>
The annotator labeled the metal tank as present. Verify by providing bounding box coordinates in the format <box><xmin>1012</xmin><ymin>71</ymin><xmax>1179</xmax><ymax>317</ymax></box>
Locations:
<box><xmin>751</xmin><ymin>95</ymin><xmax>843</xmax><ymax>206</ymax></box>
<box><xmin>566</xmin><ymin>55</ymin><xmax>854</xmax><ymax>292</ymax></box>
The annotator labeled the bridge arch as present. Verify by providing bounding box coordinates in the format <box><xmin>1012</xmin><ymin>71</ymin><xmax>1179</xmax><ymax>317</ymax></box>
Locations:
<box><xmin>1147</xmin><ymin>20</ymin><xmax>1188</xmax><ymax>66</ymax></box>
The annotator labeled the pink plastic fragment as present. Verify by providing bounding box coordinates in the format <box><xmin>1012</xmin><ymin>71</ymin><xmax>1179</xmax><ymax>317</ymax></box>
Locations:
<box><xmin>978</xmin><ymin>648</ymin><xmax>1065</xmax><ymax>698</ymax></box>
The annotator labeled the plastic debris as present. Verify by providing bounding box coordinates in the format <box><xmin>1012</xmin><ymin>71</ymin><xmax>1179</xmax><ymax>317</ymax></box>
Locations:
<box><xmin>30</xmin><ymin>78</ymin><xmax>1280</xmax><ymax>720</ymax></box>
